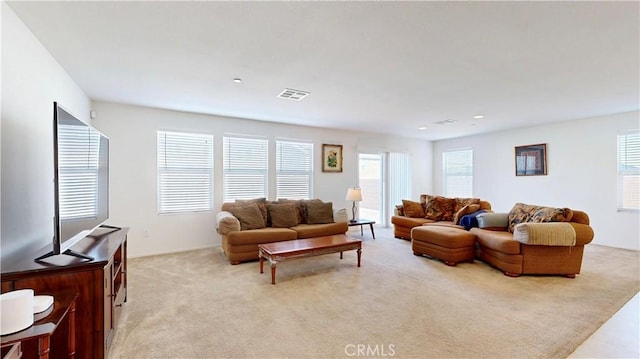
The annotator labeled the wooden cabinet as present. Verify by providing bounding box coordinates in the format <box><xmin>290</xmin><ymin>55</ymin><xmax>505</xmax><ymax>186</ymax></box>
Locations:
<box><xmin>1</xmin><ymin>227</ymin><xmax>128</xmax><ymax>359</ymax></box>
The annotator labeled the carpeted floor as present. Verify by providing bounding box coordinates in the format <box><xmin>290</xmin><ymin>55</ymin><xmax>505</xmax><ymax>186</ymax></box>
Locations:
<box><xmin>109</xmin><ymin>228</ymin><xmax>639</xmax><ymax>359</ymax></box>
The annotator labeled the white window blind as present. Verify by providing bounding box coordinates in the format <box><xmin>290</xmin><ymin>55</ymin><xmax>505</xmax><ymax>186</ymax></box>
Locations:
<box><xmin>617</xmin><ymin>130</ymin><xmax>640</xmax><ymax>211</ymax></box>
<box><xmin>443</xmin><ymin>149</ymin><xmax>473</xmax><ymax>198</ymax></box>
<box><xmin>58</xmin><ymin>124</ymin><xmax>100</xmax><ymax>220</ymax></box>
<box><xmin>276</xmin><ymin>140</ymin><xmax>313</xmax><ymax>199</ymax></box>
<box><xmin>389</xmin><ymin>152</ymin><xmax>411</xmax><ymax>210</ymax></box>
<box><xmin>223</xmin><ymin>135</ymin><xmax>268</xmax><ymax>201</ymax></box>
<box><xmin>157</xmin><ymin>131</ymin><xmax>213</xmax><ymax>214</ymax></box>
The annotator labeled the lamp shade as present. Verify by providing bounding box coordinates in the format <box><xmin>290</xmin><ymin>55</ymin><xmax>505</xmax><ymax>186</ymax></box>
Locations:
<box><xmin>346</xmin><ymin>187</ymin><xmax>363</xmax><ymax>201</ymax></box>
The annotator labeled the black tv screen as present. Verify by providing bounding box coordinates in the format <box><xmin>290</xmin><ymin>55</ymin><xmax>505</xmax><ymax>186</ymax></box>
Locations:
<box><xmin>37</xmin><ymin>102</ymin><xmax>109</xmax><ymax>261</ymax></box>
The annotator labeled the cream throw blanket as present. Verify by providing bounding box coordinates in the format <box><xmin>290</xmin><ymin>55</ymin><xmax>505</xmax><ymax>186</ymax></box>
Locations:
<box><xmin>513</xmin><ymin>222</ymin><xmax>576</xmax><ymax>246</ymax></box>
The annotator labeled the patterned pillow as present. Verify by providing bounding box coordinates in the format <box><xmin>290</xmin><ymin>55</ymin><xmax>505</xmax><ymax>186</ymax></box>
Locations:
<box><xmin>508</xmin><ymin>203</ymin><xmax>574</xmax><ymax>232</ymax></box>
<box><xmin>453</xmin><ymin>204</ymin><xmax>481</xmax><ymax>225</ymax></box>
<box><xmin>454</xmin><ymin>197</ymin><xmax>481</xmax><ymax>214</ymax></box>
<box><xmin>424</xmin><ymin>196</ymin><xmax>456</xmax><ymax>221</ymax></box>
<box><xmin>402</xmin><ymin>200</ymin><xmax>425</xmax><ymax>218</ymax></box>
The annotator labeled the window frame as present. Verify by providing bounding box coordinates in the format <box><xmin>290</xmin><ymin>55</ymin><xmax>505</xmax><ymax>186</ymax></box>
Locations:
<box><xmin>617</xmin><ymin>130</ymin><xmax>640</xmax><ymax>212</ymax></box>
<box><xmin>442</xmin><ymin>148</ymin><xmax>474</xmax><ymax>198</ymax></box>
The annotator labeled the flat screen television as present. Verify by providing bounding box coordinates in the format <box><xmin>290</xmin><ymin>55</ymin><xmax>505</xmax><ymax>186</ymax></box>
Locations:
<box><xmin>35</xmin><ymin>102</ymin><xmax>110</xmax><ymax>262</ymax></box>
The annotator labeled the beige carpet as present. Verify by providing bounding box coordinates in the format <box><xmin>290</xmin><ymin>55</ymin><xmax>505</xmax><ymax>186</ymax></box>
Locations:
<box><xmin>109</xmin><ymin>228</ymin><xmax>639</xmax><ymax>359</ymax></box>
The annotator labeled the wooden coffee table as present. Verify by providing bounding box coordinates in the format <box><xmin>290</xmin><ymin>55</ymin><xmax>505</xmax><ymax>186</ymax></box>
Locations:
<box><xmin>258</xmin><ymin>235</ymin><xmax>362</xmax><ymax>284</ymax></box>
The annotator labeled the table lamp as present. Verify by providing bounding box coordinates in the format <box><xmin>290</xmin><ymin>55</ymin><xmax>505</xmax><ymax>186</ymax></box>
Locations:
<box><xmin>345</xmin><ymin>187</ymin><xmax>363</xmax><ymax>222</ymax></box>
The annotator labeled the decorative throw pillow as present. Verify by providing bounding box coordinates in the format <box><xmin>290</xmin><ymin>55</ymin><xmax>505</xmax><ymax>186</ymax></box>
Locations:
<box><xmin>235</xmin><ymin>198</ymin><xmax>268</xmax><ymax>224</ymax></box>
<box><xmin>477</xmin><ymin>212</ymin><xmax>510</xmax><ymax>230</ymax></box>
<box><xmin>333</xmin><ymin>208</ymin><xmax>349</xmax><ymax>223</ymax></box>
<box><xmin>453</xmin><ymin>204</ymin><xmax>481</xmax><ymax>225</ymax></box>
<box><xmin>454</xmin><ymin>197</ymin><xmax>481</xmax><ymax>214</ymax></box>
<box><xmin>402</xmin><ymin>199</ymin><xmax>425</xmax><ymax>218</ymax></box>
<box><xmin>229</xmin><ymin>203</ymin><xmax>266</xmax><ymax>230</ymax></box>
<box><xmin>508</xmin><ymin>203</ymin><xmax>574</xmax><ymax>232</ymax></box>
<box><xmin>267</xmin><ymin>203</ymin><xmax>299</xmax><ymax>228</ymax></box>
<box><xmin>424</xmin><ymin>196</ymin><xmax>456</xmax><ymax>221</ymax></box>
<box><xmin>306</xmin><ymin>201</ymin><xmax>335</xmax><ymax>224</ymax></box>
<box><xmin>276</xmin><ymin>199</ymin><xmax>303</xmax><ymax>224</ymax></box>
<box><xmin>300</xmin><ymin>199</ymin><xmax>323</xmax><ymax>224</ymax></box>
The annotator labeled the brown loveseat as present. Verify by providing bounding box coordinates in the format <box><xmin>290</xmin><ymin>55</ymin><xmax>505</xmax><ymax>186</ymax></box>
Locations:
<box><xmin>470</xmin><ymin>203</ymin><xmax>594</xmax><ymax>277</ymax></box>
<box><xmin>216</xmin><ymin>198</ymin><xmax>348</xmax><ymax>264</ymax></box>
<box><xmin>391</xmin><ymin>195</ymin><xmax>492</xmax><ymax>239</ymax></box>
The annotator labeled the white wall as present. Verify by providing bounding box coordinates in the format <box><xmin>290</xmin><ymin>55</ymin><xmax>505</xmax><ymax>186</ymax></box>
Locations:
<box><xmin>91</xmin><ymin>101</ymin><xmax>432</xmax><ymax>258</ymax></box>
<box><xmin>433</xmin><ymin>111</ymin><xmax>640</xmax><ymax>250</ymax></box>
<box><xmin>0</xmin><ymin>2</ymin><xmax>91</xmax><ymax>265</ymax></box>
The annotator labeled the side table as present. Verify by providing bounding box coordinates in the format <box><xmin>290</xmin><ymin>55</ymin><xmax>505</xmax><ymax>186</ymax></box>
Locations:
<box><xmin>1</xmin><ymin>291</ymin><xmax>78</xmax><ymax>359</ymax></box>
<box><xmin>348</xmin><ymin>219</ymin><xmax>376</xmax><ymax>239</ymax></box>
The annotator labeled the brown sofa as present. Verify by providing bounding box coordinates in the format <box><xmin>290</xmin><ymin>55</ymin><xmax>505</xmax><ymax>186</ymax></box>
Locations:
<box><xmin>216</xmin><ymin>198</ymin><xmax>348</xmax><ymax>264</ymax></box>
<box><xmin>470</xmin><ymin>203</ymin><xmax>595</xmax><ymax>277</ymax></box>
<box><xmin>391</xmin><ymin>194</ymin><xmax>492</xmax><ymax>239</ymax></box>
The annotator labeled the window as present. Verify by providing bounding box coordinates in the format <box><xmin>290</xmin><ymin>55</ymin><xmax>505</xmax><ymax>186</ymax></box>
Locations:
<box><xmin>276</xmin><ymin>140</ymin><xmax>313</xmax><ymax>199</ymax></box>
<box><xmin>223</xmin><ymin>135</ymin><xmax>268</xmax><ymax>201</ymax></box>
<box><xmin>617</xmin><ymin>130</ymin><xmax>640</xmax><ymax>211</ymax></box>
<box><xmin>58</xmin><ymin>123</ymin><xmax>101</xmax><ymax>220</ymax></box>
<box><xmin>157</xmin><ymin>131</ymin><xmax>213</xmax><ymax>214</ymax></box>
<box><xmin>443</xmin><ymin>149</ymin><xmax>473</xmax><ymax>198</ymax></box>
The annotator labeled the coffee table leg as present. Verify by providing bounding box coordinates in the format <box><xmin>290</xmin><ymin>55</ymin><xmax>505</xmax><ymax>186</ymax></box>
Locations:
<box><xmin>340</xmin><ymin>251</ymin><xmax>343</xmax><ymax>259</ymax></box>
<box><xmin>357</xmin><ymin>248</ymin><xmax>362</xmax><ymax>267</ymax></box>
<box><xmin>270</xmin><ymin>263</ymin><xmax>277</xmax><ymax>285</ymax></box>
<box><xmin>259</xmin><ymin>255</ymin><xmax>264</xmax><ymax>274</ymax></box>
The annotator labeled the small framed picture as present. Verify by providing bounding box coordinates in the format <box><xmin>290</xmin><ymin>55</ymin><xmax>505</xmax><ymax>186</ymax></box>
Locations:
<box><xmin>515</xmin><ymin>143</ymin><xmax>547</xmax><ymax>176</ymax></box>
<box><xmin>322</xmin><ymin>144</ymin><xmax>343</xmax><ymax>172</ymax></box>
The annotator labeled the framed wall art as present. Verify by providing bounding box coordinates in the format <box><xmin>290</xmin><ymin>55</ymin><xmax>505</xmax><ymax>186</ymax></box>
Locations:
<box><xmin>515</xmin><ymin>143</ymin><xmax>547</xmax><ymax>176</ymax></box>
<box><xmin>322</xmin><ymin>144</ymin><xmax>343</xmax><ymax>172</ymax></box>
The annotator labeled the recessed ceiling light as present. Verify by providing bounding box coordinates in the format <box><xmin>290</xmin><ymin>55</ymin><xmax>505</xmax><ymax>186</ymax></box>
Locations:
<box><xmin>418</xmin><ymin>126</ymin><xmax>428</xmax><ymax>130</ymax></box>
<box><xmin>473</xmin><ymin>114</ymin><xmax>484</xmax><ymax>119</ymax></box>
<box><xmin>233</xmin><ymin>78</ymin><xmax>243</xmax><ymax>83</ymax></box>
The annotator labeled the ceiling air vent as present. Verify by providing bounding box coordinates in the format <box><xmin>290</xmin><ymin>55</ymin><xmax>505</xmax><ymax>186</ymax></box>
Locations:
<box><xmin>278</xmin><ymin>88</ymin><xmax>310</xmax><ymax>101</ymax></box>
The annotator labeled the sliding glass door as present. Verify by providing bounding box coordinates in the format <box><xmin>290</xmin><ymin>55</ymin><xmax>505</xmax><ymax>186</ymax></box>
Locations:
<box><xmin>358</xmin><ymin>152</ymin><xmax>411</xmax><ymax>227</ymax></box>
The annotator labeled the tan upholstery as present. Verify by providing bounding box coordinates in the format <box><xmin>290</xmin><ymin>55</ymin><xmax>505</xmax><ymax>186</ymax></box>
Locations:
<box><xmin>470</xmin><ymin>209</ymin><xmax>594</xmax><ymax>277</ymax></box>
<box><xmin>217</xmin><ymin>200</ymin><xmax>348</xmax><ymax>264</ymax></box>
<box><xmin>392</xmin><ymin>196</ymin><xmax>491</xmax><ymax>239</ymax></box>
<box><xmin>411</xmin><ymin>226</ymin><xmax>476</xmax><ymax>266</ymax></box>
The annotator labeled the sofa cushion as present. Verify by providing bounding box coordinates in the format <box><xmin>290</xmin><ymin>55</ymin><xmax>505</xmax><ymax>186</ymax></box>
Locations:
<box><xmin>477</xmin><ymin>212</ymin><xmax>509</xmax><ymax>230</ymax></box>
<box><xmin>235</xmin><ymin>198</ymin><xmax>268</xmax><ymax>224</ymax></box>
<box><xmin>402</xmin><ymin>199</ymin><xmax>425</xmax><ymax>218</ymax></box>
<box><xmin>333</xmin><ymin>208</ymin><xmax>349</xmax><ymax>222</ymax></box>
<box><xmin>267</xmin><ymin>202</ymin><xmax>299</xmax><ymax>228</ymax></box>
<box><xmin>291</xmin><ymin>222</ymin><xmax>348</xmax><ymax>239</ymax></box>
<box><xmin>424</xmin><ymin>196</ymin><xmax>456</xmax><ymax>221</ymax></box>
<box><xmin>508</xmin><ymin>203</ymin><xmax>574</xmax><ymax>232</ymax></box>
<box><xmin>471</xmin><ymin>228</ymin><xmax>521</xmax><ymax>255</ymax></box>
<box><xmin>300</xmin><ymin>199</ymin><xmax>323</xmax><ymax>224</ymax></box>
<box><xmin>276</xmin><ymin>199</ymin><xmax>304</xmax><ymax>224</ymax></box>
<box><xmin>306</xmin><ymin>201</ymin><xmax>335</xmax><ymax>224</ymax></box>
<box><xmin>453</xmin><ymin>204</ymin><xmax>481</xmax><ymax>225</ymax></box>
<box><xmin>229</xmin><ymin>203</ymin><xmax>266</xmax><ymax>230</ymax></box>
<box><xmin>226</xmin><ymin>227</ymin><xmax>297</xmax><ymax>245</ymax></box>
<box><xmin>454</xmin><ymin>197</ymin><xmax>481</xmax><ymax>213</ymax></box>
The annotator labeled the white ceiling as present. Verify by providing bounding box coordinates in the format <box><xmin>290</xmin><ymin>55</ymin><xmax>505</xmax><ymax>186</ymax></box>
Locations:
<box><xmin>7</xmin><ymin>1</ymin><xmax>639</xmax><ymax>140</ymax></box>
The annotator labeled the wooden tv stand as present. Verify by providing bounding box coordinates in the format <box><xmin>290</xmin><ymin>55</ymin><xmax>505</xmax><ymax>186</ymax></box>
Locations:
<box><xmin>1</xmin><ymin>227</ymin><xmax>129</xmax><ymax>359</ymax></box>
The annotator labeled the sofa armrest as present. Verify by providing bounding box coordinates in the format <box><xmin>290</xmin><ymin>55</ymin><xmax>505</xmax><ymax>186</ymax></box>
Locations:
<box><xmin>513</xmin><ymin>222</ymin><xmax>576</xmax><ymax>246</ymax></box>
<box><xmin>216</xmin><ymin>211</ymin><xmax>241</xmax><ymax>235</ymax></box>
<box><xmin>569</xmin><ymin>222</ymin><xmax>595</xmax><ymax>245</ymax></box>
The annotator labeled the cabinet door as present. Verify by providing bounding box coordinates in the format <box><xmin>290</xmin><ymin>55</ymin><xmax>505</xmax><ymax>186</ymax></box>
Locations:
<box><xmin>104</xmin><ymin>261</ymin><xmax>114</xmax><ymax>352</ymax></box>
